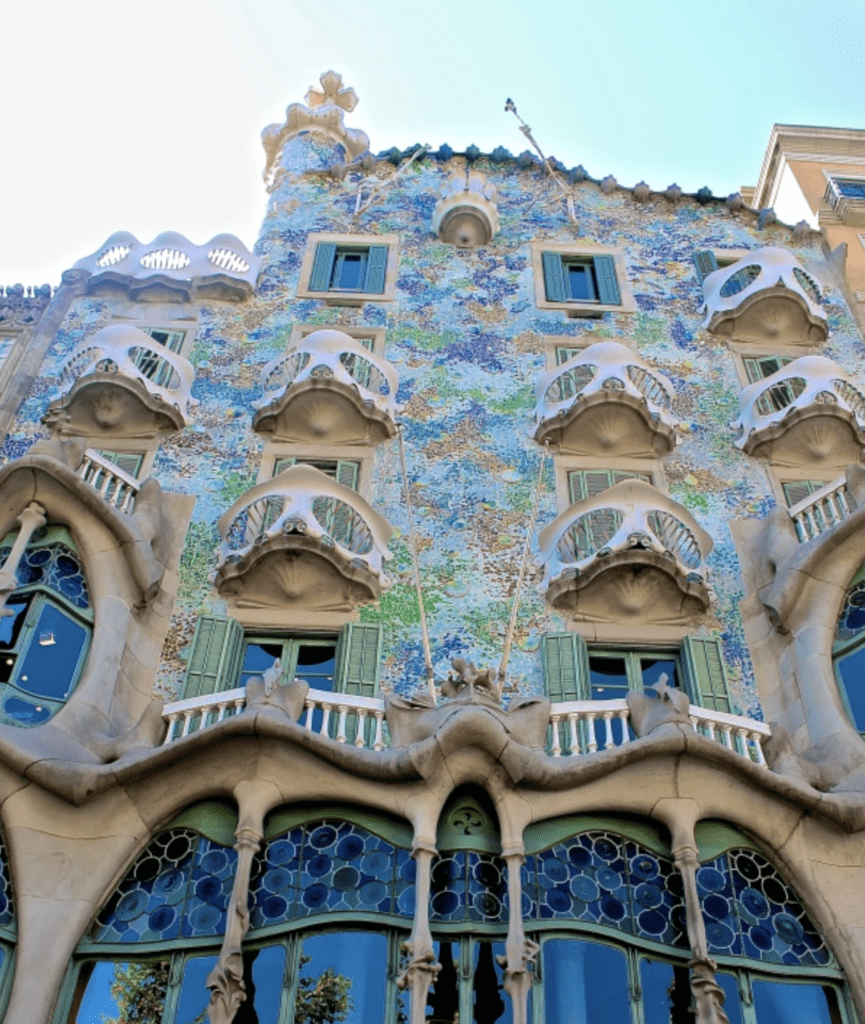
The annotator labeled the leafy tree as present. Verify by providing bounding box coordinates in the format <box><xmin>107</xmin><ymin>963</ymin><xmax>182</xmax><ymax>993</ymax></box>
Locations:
<box><xmin>294</xmin><ymin>955</ymin><xmax>353</xmax><ymax>1024</ymax></box>
<box><xmin>105</xmin><ymin>960</ymin><xmax>170</xmax><ymax>1024</ymax></box>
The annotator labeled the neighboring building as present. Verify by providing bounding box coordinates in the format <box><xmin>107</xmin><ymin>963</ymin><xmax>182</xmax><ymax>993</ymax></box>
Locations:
<box><xmin>752</xmin><ymin>123</ymin><xmax>865</xmax><ymax>332</ymax></box>
<box><xmin>1</xmin><ymin>74</ymin><xmax>865</xmax><ymax>1024</ymax></box>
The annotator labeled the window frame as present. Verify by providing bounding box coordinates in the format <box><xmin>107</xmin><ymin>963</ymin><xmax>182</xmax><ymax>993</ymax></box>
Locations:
<box><xmin>297</xmin><ymin>233</ymin><xmax>399</xmax><ymax>306</ymax></box>
<box><xmin>259</xmin><ymin>442</ymin><xmax>374</xmax><ymax>502</ymax></box>
<box><xmin>288</xmin><ymin>323</ymin><xmax>387</xmax><ymax>359</ymax></box>
<box><xmin>532</xmin><ymin>243</ymin><xmax>635</xmax><ymax>318</ymax></box>
<box><xmin>554</xmin><ymin>455</ymin><xmax>665</xmax><ymax>515</ymax></box>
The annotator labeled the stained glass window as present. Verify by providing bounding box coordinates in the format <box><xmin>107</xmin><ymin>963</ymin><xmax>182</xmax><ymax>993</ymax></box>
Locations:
<box><xmin>833</xmin><ymin>567</ymin><xmax>865</xmax><ymax>731</ymax></box>
<box><xmin>0</xmin><ymin>832</ymin><xmax>14</xmax><ymax>934</ymax></box>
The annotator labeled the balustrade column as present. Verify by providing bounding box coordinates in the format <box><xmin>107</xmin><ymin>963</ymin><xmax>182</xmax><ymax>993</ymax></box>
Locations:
<box><xmin>397</xmin><ymin>839</ymin><xmax>440</xmax><ymax>1024</ymax></box>
<box><xmin>206</xmin><ymin>780</ymin><xmax>281</xmax><ymax>1024</ymax></box>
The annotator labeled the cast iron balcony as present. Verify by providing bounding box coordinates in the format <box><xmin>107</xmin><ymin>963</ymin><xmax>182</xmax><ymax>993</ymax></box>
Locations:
<box><xmin>731</xmin><ymin>355</ymin><xmax>865</xmax><ymax>462</ymax></box>
<box><xmin>43</xmin><ymin>324</ymin><xmax>196</xmax><ymax>436</ymax></box>
<box><xmin>701</xmin><ymin>247</ymin><xmax>827</xmax><ymax>344</ymax></box>
<box><xmin>538</xmin><ymin>479</ymin><xmax>713</xmax><ymax>621</ymax></box>
<box><xmin>252</xmin><ymin>329</ymin><xmax>399</xmax><ymax>443</ymax></box>
<box><xmin>534</xmin><ymin>341</ymin><xmax>676</xmax><ymax>455</ymax></box>
<box><xmin>215</xmin><ymin>464</ymin><xmax>392</xmax><ymax>610</ymax></box>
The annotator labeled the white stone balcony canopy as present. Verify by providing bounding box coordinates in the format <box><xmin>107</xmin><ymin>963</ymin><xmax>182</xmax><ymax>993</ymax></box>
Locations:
<box><xmin>252</xmin><ymin>329</ymin><xmax>400</xmax><ymax>443</ymax></box>
<box><xmin>432</xmin><ymin>169</ymin><xmax>500</xmax><ymax>247</ymax></box>
<box><xmin>215</xmin><ymin>464</ymin><xmax>393</xmax><ymax>611</ymax></box>
<box><xmin>534</xmin><ymin>341</ymin><xmax>677</xmax><ymax>456</ymax></box>
<box><xmin>701</xmin><ymin>247</ymin><xmax>827</xmax><ymax>343</ymax></box>
<box><xmin>43</xmin><ymin>324</ymin><xmax>196</xmax><ymax>437</ymax></box>
<box><xmin>538</xmin><ymin>479</ymin><xmax>713</xmax><ymax>622</ymax></box>
<box><xmin>73</xmin><ymin>231</ymin><xmax>261</xmax><ymax>302</ymax></box>
<box><xmin>731</xmin><ymin>355</ymin><xmax>865</xmax><ymax>463</ymax></box>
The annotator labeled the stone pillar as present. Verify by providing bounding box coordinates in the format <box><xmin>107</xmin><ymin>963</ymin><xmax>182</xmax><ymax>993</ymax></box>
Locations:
<box><xmin>206</xmin><ymin>780</ymin><xmax>280</xmax><ymax>1024</ymax></box>
<box><xmin>397</xmin><ymin>838</ymin><xmax>440</xmax><ymax>1024</ymax></box>
<box><xmin>0</xmin><ymin>503</ymin><xmax>47</xmax><ymax>615</ymax></box>
<box><xmin>499</xmin><ymin>850</ymin><xmax>538</xmax><ymax>1024</ymax></box>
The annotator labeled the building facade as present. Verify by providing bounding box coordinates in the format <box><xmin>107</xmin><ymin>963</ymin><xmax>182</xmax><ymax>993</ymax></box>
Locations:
<box><xmin>0</xmin><ymin>73</ymin><xmax>865</xmax><ymax>1023</ymax></box>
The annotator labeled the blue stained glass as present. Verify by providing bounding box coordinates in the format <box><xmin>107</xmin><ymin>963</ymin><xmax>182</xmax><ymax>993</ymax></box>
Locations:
<box><xmin>91</xmin><ymin>830</ymin><xmax>237</xmax><ymax>943</ymax></box>
<box><xmin>10</xmin><ymin>543</ymin><xmax>91</xmax><ymax>610</ymax></box>
<box><xmin>429</xmin><ymin>850</ymin><xmax>508</xmax><ymax>924</ymax></box>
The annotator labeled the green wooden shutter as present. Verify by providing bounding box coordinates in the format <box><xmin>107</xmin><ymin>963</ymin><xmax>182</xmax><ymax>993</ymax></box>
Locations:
<box><xmin>182</xmin><ymin>615</ymin><xmax>245</xmax><ymax>699</ymax></box>
<box><xmin>335</xmin><ymin>622</ymin><xmax>383</xmax><ymax>696</ymax></box>
<box><xmin>541</xmin><ymin>632</ymin><xmax>590</xmax><ymax>701</ymax></box>
<box><xmin>96</xmin><ymin>450</ymin><xmax>144</xmax><ymax>478</ymax></box>
<box><xmin>309</xmin><ymin>242</ymin><xmax>337</xmax><ymax>291</ymax></box>
<box><xmin>364</xmin><ymin>245</ymin><xmax>389</xmax><ymax>294</ymax></box>
<box><xmin>336</xmin><ymin>460</ymin><xmax>360</xmax><ymax>490</ymax></box>
<box><xmin>542</xmin><ymin>252</ymin><xmax>567</xmax><ymax>302</ymax></box>
<box><xmin>693</xmin><ymin>250</ymin><xmax>719</xmax><ymax>284</ymax></box>
<box><xmin>593</xmin><ymin>255</ymin><xmax>621</xmax><ymax>305</ymax></box>
<box><xmin>681</xmin><ymin>635</ymin><xmax>732</xmax><ymax>713</ymax></box>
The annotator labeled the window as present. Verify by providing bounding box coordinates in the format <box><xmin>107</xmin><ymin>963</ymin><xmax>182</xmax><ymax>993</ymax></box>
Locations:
<box><xmin>567</xmin><ymin>468</ymin><xmax>652</xmax><ymax>505</ymax></box>
<box><xmin>533</xmin><ymin>244</ymin><xmax>634</xmax><ymax>316</ymax></box>
<box><xmin>239</xmin><ymin>635</ymin><xmax>338</xmax><ymax>692</ymax></box>
<box><xmin>781</xmin><ymin>479</ymin><xmax>831</xmax><ymax>507</ymax></box>
<box><xmin>0</xmin><ymin>527</ymin><xmax>92</xmax><ymax>727</ymax></box>
<box><xmin>742</xmin><ymin>355</ymin><xmax>792</xmax><ymax>383</ymax></box>
<box><xmin>141</xmin><ymin>327</ymin><xmax>186</xmax><ymax>353</ymax></box>
<box><xmin>94</xmin><ymin>450</ymin><xmax>145</xmax><ymax>479</ymax></box>
<box><xmin>834</xmin><ymin>566</ymin><xmax>865</xmax><ymax>733</ymax></box>
<box><xmin>264</xmin><ymin>456</ymin><xmax>362</xmax><ymax>540</ymax></box>
<box><xmin>298</xmin><ymin>233</ymin><xmax>398</xmax><ymax>303</ymax></box>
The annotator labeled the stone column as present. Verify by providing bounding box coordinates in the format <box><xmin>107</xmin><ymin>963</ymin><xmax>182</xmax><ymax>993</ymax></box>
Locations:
<box><xmin>206</xmin><ymin>780</ymin><xmax>280</xmax><ymax>1024</ymax></box>
<box><xmin>397</xmin><ymin>838</ymin><xmax>440</xmax><ymax>1024</ymax></box>
<box><xmin>499</xmin><ymin>850</ymin><xmax>538</xmax><ymax>1024</ymax></box>
<box><xmin>0</xmin><ymin>503</ymin><xmax>47</xmax><ymax>615</ymax></box>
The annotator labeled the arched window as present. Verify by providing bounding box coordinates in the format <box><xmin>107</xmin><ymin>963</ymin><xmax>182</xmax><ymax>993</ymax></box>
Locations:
<box><xmin>0</xmin><ymin>525</ymin><xmax>92</xmax><ymax>727</ymax></box>
<box><xmin>62</xmin><ymin>803</ymin><xmax>415</xmax><ymax>1024</ymax></box>
<box><xmin>834</xmin><ymin>566</ymin><xmax>865</xmax><ymax>732</ymax></box>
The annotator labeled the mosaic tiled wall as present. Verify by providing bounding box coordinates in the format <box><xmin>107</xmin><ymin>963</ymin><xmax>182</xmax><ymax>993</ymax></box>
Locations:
<box><xmin>7</xmin><ymin>132</ymin><xmax>865</xmax><ymax>717</ymax></box>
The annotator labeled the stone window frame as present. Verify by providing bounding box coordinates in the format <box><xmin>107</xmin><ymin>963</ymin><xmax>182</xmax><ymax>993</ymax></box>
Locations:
<box><xmin>766</xmin><ymin>466</ymin><xmax>845</xmax><ymax>511</ymax></box>
<box><xmin>531</xmin><ymin>242</ymin><xmax>636</xmax><ymax>318</ymax></box>
<box><xmin>296</xmin><ymin>232</ymin><xmax>400</xmax><ymax>306</ymax></box>
<box><xmin>287</xmin><ymin>322</ymin><xmax>387</xmax><ymax>359</ymax></box>
<box><xmin>553</xmin><ymin>454</ymin><xmax>666</xmax><ymax>516</ymax></box>
<box><xmin>258</xmin><ymin>440</ymin><xmax>376</xmax><ymax>504</ymax></box>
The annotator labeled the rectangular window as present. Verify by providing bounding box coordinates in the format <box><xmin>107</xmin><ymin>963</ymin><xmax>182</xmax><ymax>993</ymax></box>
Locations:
<box><xmin>588</xmin><ymin>647</ymin><xmax>679</xmax><ymax>749</ymax></box>
<box><xmin>781</xmin><ymin>479</ymin><xmax>830</xmax><ymax>507</ymax></box>
<box><xmin>568</xmin><ymin>469</ymin><xmax>652</xmax><ymax>505</ymax></box>
<box><xmin>141</xmin><ymin>328</ymin><xmax>186</xmax><ymax>353</ymax></box>
<box><xmin>271</xmin><ymin>457</ymin><xmax>360</xmax><ymax>489</ymax></box>
<box><xmin>239</xmin><ymin>635</ymin><xmax>338</xmax><ymax>692</ymax></box>
<box><xmin>742</xmin><ymin>355</ymin><xmax>792</xmax><ymax>383</ymax></box>
<box><xmin>542</xmin><ymin>252</ymin><xmax>621</xmax><ymax>306</ymax></box>
<box><xmin>827</xmin><ymin>176</ymin><xmax>865</xmax><ymax>201</ymax></box>
<box><xmin>555</xmin><ymin>345</ymin><xmax>584</xmax><ymax>366</ymax></box>
<box><xmin>309</xmin><ymin>242</ymin><xmax>389</xmax><ymax>295</ymax></box>
<box><xmin>263</xmin><ymin>457</ymin><xmax>362</xmax><ymax>543</ymax></box>
<box><xmin>95</xmin><ymin>450</ymin><xmax>145</xmax><ymax>478</ymax></box>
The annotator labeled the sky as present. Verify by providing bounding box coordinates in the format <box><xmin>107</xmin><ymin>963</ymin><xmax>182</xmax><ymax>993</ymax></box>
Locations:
<box><xmin>2</xmin><ymin>0</ymin><xmax>864</xmax><ymax>286</ymax></box>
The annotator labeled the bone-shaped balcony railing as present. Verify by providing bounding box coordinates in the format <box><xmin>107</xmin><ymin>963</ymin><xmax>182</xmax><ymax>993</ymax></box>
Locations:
<box><xmin>701</xmin><ymin>246</ymin><xmax>825</xmax><ymax>330</ymax></box>
<box><xmin>58</xmin><ymin>324</ymin><xmax>196</xmax><ymax>421</ymax></box>
<box><xmin>535</xmin><ymin>341</ymin><xmax>674</xmax><ymax>427</ymax></box>
<box><xmin>216</xmin><ymin>463</ymin><xmax>392</xmax><ymax>579</ymax></box>
<box><xmin>731</xmin><ymin>355</ymin><xmax>865</xmax><ymax>450</ymax></box>
<box><xmin>253</xmin><ymin>329</ymin><xmax>399</xmax><ymax>420</ymax></box>
<box><xmin>538</xmin><ymin>479</ymin><xmax>713</xmax><ymax>590</ymax></box>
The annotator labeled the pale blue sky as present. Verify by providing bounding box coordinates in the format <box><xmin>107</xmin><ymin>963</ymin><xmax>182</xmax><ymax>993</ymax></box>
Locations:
<box><xmin>2</xmin><ymin>0</ymin><xmax>864</xmax><ymax>285</ymax></box>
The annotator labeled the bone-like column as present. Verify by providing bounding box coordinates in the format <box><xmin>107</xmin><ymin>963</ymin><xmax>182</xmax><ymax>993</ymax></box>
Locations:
<box><xmin>498</xmin><ymin>850</ymin><xmax>538</xmax><ymax>1024</ymax></box>
<box><xmin>397</xmin><ymin>838</ymin><xmax>440</xmax><ymax>1024</ymax></box>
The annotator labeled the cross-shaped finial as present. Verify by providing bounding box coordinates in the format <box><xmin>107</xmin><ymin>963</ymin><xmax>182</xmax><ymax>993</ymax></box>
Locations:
<box><xmin>305</xmin><ymin>70</ymin><xmax>358</xmax><ymax>113</ymax></box>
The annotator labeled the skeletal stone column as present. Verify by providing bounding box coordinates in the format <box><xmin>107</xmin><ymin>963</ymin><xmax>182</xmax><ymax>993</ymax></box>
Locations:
<box><xmin>672</xmin><ymin>841</ymin><xmax>731</xmax><ymax>1024</ymax></box>
<box><xmin>206</xmin><ymin>780</ymin><xmax>280</xmax><ymax>1024</ymax></box>
<box><xmin>397</xmin><ymin>838</ymin><xmax>441</xmax><ymax>1024</ymax></box>
<box><xmin>498</xmin><ymin>850</ymin><xmax>538</xmax><ymax>1024</ymax></box>
<box><xmin>0</xmin><ymin>503</ymin><xmax>47</xmax><ymax>616</ymax></box>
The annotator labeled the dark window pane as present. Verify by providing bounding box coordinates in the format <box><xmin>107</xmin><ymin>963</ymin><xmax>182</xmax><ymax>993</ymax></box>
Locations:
<box><xmin>334</xmin><ymin>252</ymin><xmax>365</xmax><ymax>290</ymax></box>
<box><xmin>716</xmin><ymin>973</ymin><xmax>744</xmax><ymax>1024</ymax></box>
<box><xmin>15</xmin><ymin>602</ymin><xmax>87</xmax><ymax>700</ymax></box>
<box><xmin>3</xmin><ymin>696</ymin><xmax>51</xmax><ymax>724</ymax></box>
<box><xmin>428</xmin><ymin>940</ymin><xmax>460</xmax><ymax>1024</ymax></box>
<box><xmin>543</xmin><ymin>939</ymin><xmax>631</xmax><ymax>1024</ymax></box>
<box><xmin>589</xmin><ymin>657</ymin><xmax>629</xmax><ymax>699</ymax></box>
<box><xmin>641</xmin><ymin>658</ymin><xmax>679</xmax><ymax>691</ymax></box>
<box><xmin>473</xmin><ymin>941</ymin><xmax>512</xmax><ymax>1024</ymax></box>
<box><xmin>837</xmin><ymin>647</ymin><xmax>865</xmax><ymax>730</ymax></box>
<box><xmin>640</xmin><ymin>959</ymin><xmax>693</xmax><ymax>1024</ymax></box>
<box><xmin>567</xmin><ymin>263</ymin><xmax>595</xmax><ymax>301</ymax></box>
<box><xmin>753</xmin><ymin>980</ymin><xmax>835</xmax><ymax>1024</ymax></box>
<box><xmin>296</xmin><ymin>643</ymin><xmax>337</xmax><ymax>691</ymax></box>
<box><xmin>297</xmin><ymin>931</ymin><xmax>386</xmax><ymax>1024</ymax></box>
<box><xmin>239</xmin><ymin>944</ymin><xmax>286</xmax><ymax>1023</ymax></box>
<box><xmin>175</xmin><ymin>954</ymin><xmax>218</xmax><ymax>1024</ymax></box>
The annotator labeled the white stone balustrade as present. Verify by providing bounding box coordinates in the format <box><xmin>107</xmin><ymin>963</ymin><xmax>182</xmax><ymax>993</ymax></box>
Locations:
<box><xmin>58</xmin><ymin>324</ymin><xmax>196</xmax><ymax>423</ymax></box>
<box><xmin>534</xmin><ymin>341</ymin><xmax>676</xmax><ymax>453</ymax></box>
<box><xmin>216</xmin><ymin>463</ymin><xmax>392</xmax><ymax>578</ymax></box>
<box><xmin>73</xmin><ymin>231</ymin><xmax>261</xmax><ymax>301</ymax></box>
<box><xmin>731</xmin><ymin>355</ymin><xmax>865</xmax><ymax>452</ymax></box>
<box><xmin>538</xmin><ymin>479</ymin><xmax>713</xmax><ymax>591</ymax></box>
<box><xmin>701</xmin><ymin>246</ymin><xmax>827</xmax><ymax>341</ymax></box>
<box><xmin>253</xmin><ymin>329</ymin><xmax>399</xmax><ymax>423</ymax></box>
<box><xmin>162</xmin><ymin>688</ymin><xmax>769</xmax><ymax>765</ymax></box>
<box><xmin>787</xmin><ymin>476</ymin><xmax>853</xmax><ymax>542</ymax></box>
<box><xmin>77</xmin><ymin>449</ymin><xmax>141</xmax><ymax>513</ymax></box>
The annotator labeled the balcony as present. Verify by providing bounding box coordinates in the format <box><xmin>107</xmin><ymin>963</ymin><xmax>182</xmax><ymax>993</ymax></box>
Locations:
<box><xmin>538</xmin><ymin>479</ymin><xmax>713</xmax><ymax>623</ymax></box>
<box><xmin>215</xmin><ymin>464</ymin><xmax>392</xmax><ymax>611</ymax></box>
<box><xmin>534</xmin><ymin>341</ymin><xmax>676</xmax><ymax>456</ymax></box>
<box><xmin>431</xmin><ymin>169</ymin><xmax>499</xmax><ymax>247</ymax></box>
<box><xmin>42</xmin><ymin>325</ymin><xmax>195</xmax><ymax>437</ymax></box>
<box><xmin>252</xmin><ymin>329</ymin><xmax>399</xmax><ymax>443</ymax></box>
<box><xmin>731</xmin><ymin>355</ymin><xmax>865</xmax><ymax>463</ymax></box>
<box><xmin>73</xmin><ymin>231</ymin><xmax>261</xmax><ymax>302</ymax></box>
<box><xmin>77</xmin><ymin>449</ymin><xmax>141</xmax><ymax>513</ymax></box>
<box><xmin>821</xmin><ymin>176</ymin><xmax>865</xmax><ymax>229</ymax></box>
<box><xmin>702</xmin><ymin>247</ymin><xmax>827</xmax><ymax>344</ymax></box>
<box><xmin>161</xmin><ymin>687</ymin><xmax>769</xmax><ymax>765</ymax></box>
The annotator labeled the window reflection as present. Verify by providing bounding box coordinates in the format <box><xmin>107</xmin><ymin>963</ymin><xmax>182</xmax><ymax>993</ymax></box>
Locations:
<box><xmin>640</xmin><ymin>958</ymin><xmax>694</xmax><ymax>1024</ymax></box>
<box><xmin>296</xmin><ymin>931</ymin><xmax>386</xmax><ymax>1024</ymax></box>
<box><xmin>752</xmin><ymin>980</ymin><xmax>838</xmax><ymax>1024</ymax></box>
<box><xmin>74</xmin><ymin>960</ymin><xmax>169</xmax><ymax>1024</ymax></box>
<box><xmin>543</xmin><ymin>938</ymin><xmax>630</xmax><ymax>1024</ymax></box>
